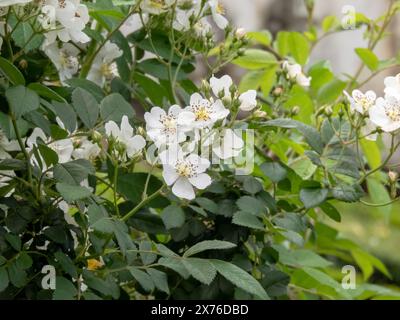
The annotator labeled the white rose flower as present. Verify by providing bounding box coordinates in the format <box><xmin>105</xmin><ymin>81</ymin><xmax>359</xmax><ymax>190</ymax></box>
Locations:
<box><xmin>179</xmin><ymin>93</ymin><xmax>229</xmax><ymax>129</ymax></box>
<box><xmin>344</xmin><ymin>89</ymin><xmax>376</xmax><ymax>115</ymax></box>
<box><xmin>207</xmin><ymin>0</ymin><xmax>228</xmax><ymax>29</ymax></box>
<box><xmin>87</xmin><ymin>42</ymin><xmax>122</xmax><ymax>86</ymax></box>
<box><xmin>145</xmin><ymin>105</ymin><xmax>190</xmax><ymax>147</ymax></box>
<box><xmin>369</xmin><ymin>95</ymin><xmax>400</xmax><ymax>133</ymax></box>
<box><xmin>384</xmin><ymin>73</ymin><xmax>400</xmax><ymax>98</ymax></box>
<box><xmin>210</xmin><ymin>75</ymin><xmax>232</xmax><ymax>98</ymax></box>
<box><xmin>105</xmin><ymin>116</ymin><xmax>146</xmax><ymax>160</ymax></box>
<box><xmin>159</xmin><ymin>146</ymin><xmax>211</xmax><ymax>200</ymax></box>
<box><xmin>283</xmin><ymin>61</ymin><xmax>311</xmax><ymax>87</ymax></box>
<box><xmin>44</xmin><ymin>42</ymin><xmax>80</xmax><ymax>82</ymax></box>
<box><xmin>239</xmin><ymin>90</ymin><xmax>257</xmax><ymax>111</ymax></box>
<box><xmin>27</xmin><ymin>128</ymin><xmax>74</xmax><ymax>169</ymax></box>
<box><xmin>173</xmin><ymin>1</ymin><xmax>202</xmax><ymax>32</ymax></box>
<box><xmin>42</xmin><ymin>0</ymin><xmax>90</xmax><ymax>44</ymax></box>
<box><xmin>72</xmin><ymin>138</ymin><xmax>101</xmax><ymax>161</ymax></box>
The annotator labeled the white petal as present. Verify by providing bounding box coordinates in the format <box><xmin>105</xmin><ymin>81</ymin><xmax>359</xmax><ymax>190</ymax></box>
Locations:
<box><xmin>168</xmin><ymin>104</ymin><xmax>183</xmax><ymax>117</ymax></box>
<box><xmin>212</xmin><ymin>12</ymin><xmax>228</xmax><ymax>29</ymax></box>
<box><xmin>27</xmin><ymin>128</ymin><xmax>47</xmax><ymax>148</ymax></box>
<box><xmin>186</xmin><ymin>154</ymin><xmax>210</xmax><ymax>173</ymax></box>
<box><xmin>120</xmin><ymin>116</ymin><xmax>134</xmax><ymax>140</ymax></box>
<box><xmin>126</xmin><ymin>135</ymin><xmax>146</xmax><ymax>158</ymax></box>
<box><xmin>172</xmin><ymin>177</ymin><xmax>195</xmax><ymax>200</ymax></box>
<box><xmin>105</xmin><ymin>120</ymin><xmax>120</xmax><ymax>138</ymax></box>
<box><xmin>210</xmin><ymin>75</ymin><xmax>232</xmax><ymax>97</ymax></box>
<box><xmin>369</xmin><ymin>103</ymin><xmax>390</xmax><ymax>128</ymax></box>
<box><xmin>189</xmin><ymin>173</ymin><xmax>212</xmax><ymax>190</ymax></box>
<box><xmin>190</xmin><ymin>92</ymin><xmax>203</xmax><ymax>106</ymax></box>
<box><xmin>162</xmin><ymin>164</ymin><xmax>179</xmax><ymax>186</ymax></box>
<box><xmin>239</xmin><ymin>90</ymin><xmax>257</xmax><ymax>111</ymax></box>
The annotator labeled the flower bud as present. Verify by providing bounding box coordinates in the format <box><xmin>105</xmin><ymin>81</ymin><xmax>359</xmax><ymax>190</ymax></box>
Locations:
<box><xmin>254</xmin><ymin>110</ymin><xmax>267</xmax><ymax>118</ymax></box>
<box><xmin>273</xmin><ymin>86</ymin><xmax>284</xmax><ymax>97</ymax></box>
<box><xmin>19</xmin><ymin>59</ymin><xmax>28</xmax><ymax>69</ymax></box>
<box><xmin>291</xmin><ymin>106</ymin><xmax>300</xmax><ymax>116</ymax></box>
<box><xmin>92</xmin><ymin>130</ymin><xmax>102</xmax><ymax>143</ymax></box>
<box><xmin>235</xmin><ymin>28</ymin><xmax>246</xmax><ymax>39</ymax></box>
<box><xmin>324</xmin><ymin>106</ymin><xmax>333</xmax><ymax>117</ymax></box>
<box><xmin>389</xmin><ymin>171</ymin><xmax>398</xmax><ymax>183</ymax></box>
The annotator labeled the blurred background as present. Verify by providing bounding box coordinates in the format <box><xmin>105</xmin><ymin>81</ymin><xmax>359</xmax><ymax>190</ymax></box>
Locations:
<box><xmin>220</xmin><ymin>0</ymin><xmax>400</xmax><ymax>284</ymax></box>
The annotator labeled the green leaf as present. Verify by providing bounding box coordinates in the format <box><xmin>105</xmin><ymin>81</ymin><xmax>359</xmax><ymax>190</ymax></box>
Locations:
<box><xmin>184</xmin><ymin>240</ymin><xmax>236</xmax><ymax>258</ymax></box>
<box><xmin>56</xmin><ymin>183</ymin><xmax>92</xmax><ymax>203</ymax></box>
<box><xmin>276</xmin><ymin>31</ymin><xmax>310</xmax><ymax>65</ymax></box>
<box><xmin>139</xmin><ymin>241</ymin><xmax>157</xmax><ymax>265</ymax></box>
<box><xmin>72</xmin><ymin>88</ymin><xmax>99</xmax><ymax>128</ymax></box>
<box><xmin>320</xmin><ymin>202</ymin><xmax>341</xmax><ymax>222</ymax></box>
<box><xmin>128</xmin><ymin>267</ymin><xmax>155</xmax><ymax>292</ymax></box>
<box><xmin>88</xmin><ymin>204</ymin><xmax>114</xmax><ymax>234</ymax></box>
<box><xmin>273</xmin><ymin>246</ymin><xmax>332</xmax><ymax>268</ymax></box>
<box><xmin>53</xmin><ymin>277</ymin><xmax>77</xmax><ymax>300</ymax></box>
<box><xmin>8</xmin><ymin>260</ymin><xmax>27</xmax><ymax>287</ymax></box>
<box><xmin>117</xmin><ymin>173</ymin><xmax>167</xmax><ymax>208</ymax></box>
<box><xmin>332</xmin><ymin>184</ymin><xmax>364</xmax><ymax>202</ymax></box>
<box><xmin>6</xmin><ymin>85</ymin><xmax>40</xmax><ymax>118</ymax></box>
<box><xmin>233</xmin><ymin>49</ymin><xmax>277</xmax><ymax>70</ymax></box>
<box><xmin>158</xmin><ymin>257</ymin><xmax>190</xmax><ymax>279</ymax></box>
<box><xmin>182</xmin><ymin>258</ymin><xmax>217</xmax><ymax>285</ymax></box>
<box><xmin>161</xmin><ymin>205</ymin><xmax>185</xmax><ymax>230</ymax></box>
<box><xmin>0</xmin><ymin>266</ymin><xmax>9</xmax><ymax>292</ymax></box>
<box><xmin>28</xmin><ymin>83</ymin><xmax>65</xmax><ymax>102</ymax></box>
<box><xmin>263</xmin><ymin>118</ymin><xmax>324</xmax><ymax>154</ymax></box>
<box><xmin>322</xmin><ymin>16</ymin><xmax>340</xmax><ymax>32</ymax></box>
<box><xmin>355</xmin><ymin>48</ymin><xmax>379</xmax><ymax>71</ymax></box>
<box><xmin>195</xmin><ymin>197</ymin><xmax>218</xmax><ymax>213</ymax></box>
<box><xmin>54</xmin><ymin>251</ymin><xmax>78</xmax><ymax>278</ymax></box>
<box><xmin>247</xmin><ymin>30</ymin><xmax>272</xmax><ymax>46</ymax></box>
<box><xmin>232</xmin><ymin>211</ymin><xmax>264</xmax><ymax>230</ymax></box>
<box><xmin>54</xmin><ymin>160</ymin><xmax>95</xmax><ymax>185</ymax></box>
<box><xmin>0</xmin><ymin>159</ymin><xmax>26</xmax><ymax>171</ymax></box>
<box><xmin>0</xmin><ymin>57</ymin><xmax>25</xmax><ymax>85</ymax></box>
<box><xmin>66</xmin><ymin>78</ymin><xmax>104</xmax><ymax>102</ymax></box>
<box><xmin>146</xmin><ymin>268</ymin><xmax>169</xmax><ymax>294</ymax></box>
<box><xmin>5</xmin><ymin>233</ymin><xmax>21</xmax><ymax>251</ymax></box>
<box><xmin>243</xmin><ymin>176</ymin><xmax>263</xmax><ymax>194</ymax></box>
<box><xmin>37</xmin><ymin>143</ymin><xmax>58</xmax><ymax>168</ymax></box>
<box><xmin>52</xmin><ymin>101</ymin><xmax>77</xmax><ymax>133</ymax></box>
<box><xmin>300</xmin><ymin>187</ymin><xmax>328</xmax><ymax>209</ymax></box>
<box><xmin>367</xmin><ymin>178</ymin><xmax>392</xmax><ymax>218</ymax></box>
<box><xmin>260</xmin><ymin>162</ymin><xmax>287</xmax><ymax>183</ymax></box>
<box><xmin>317</xmin><ymin>79</ymin><xmax>347</xmax><ymax>105</ymax></box>
<box><xmin>236</xmin><ymin>196</ymin><xmax>266</xmax><ymax>216</ymax></box>
<box><xmin>211</xmin><ymin>260</ymin><xmax>269</xmax><ymax>300</ymax></box>
<box><xmin>100</xmin><ymin>93</ymin><xmax>135</xmax><ymax>122</ymax></box>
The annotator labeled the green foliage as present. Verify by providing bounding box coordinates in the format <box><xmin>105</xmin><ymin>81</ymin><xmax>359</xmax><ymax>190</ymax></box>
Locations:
<box><xmin>0</xmin><ymin>0</ymin><xmax>399</xmax><ymax>302</ymax></box>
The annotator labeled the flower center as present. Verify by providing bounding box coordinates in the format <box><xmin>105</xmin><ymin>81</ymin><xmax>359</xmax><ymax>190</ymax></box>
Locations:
<box><xmin>150</xmin><ymin>0</ymin><xmax>166</xmax><ymax>8</ymax></box>
<box><xmin>357</xmin><ymin>97</ymin><xmax>373</xmax><ymax>112</ymax></box>
<box><xmin>216</xmin><ymin>2</ymin><xmax>225</xmax><ymax>14</ymax></box>
<box><xmin>100</xmin><ymin>62</ymin><xmax>117</xmax><ymax>80</ymax></box>
<box><xmin>192</xmin><ymin>101</ymin><xmax>212</xmax><ymax>121</ymax></box>
<box><xmin>60</xmin><ymin>52</ymin><xmax>79</xmax><ymax>71</ymax></box>
<box><xmin>385</xmin><ymin>101</ymin><xmax>400</xmax><ymax>122</ymax></box>
<box><xmin>160</xmin><ymin>115</ymin><xmax>177</xmax><ymax>134</ymax></box>
<box><xmin>175</xmin><ymin>160</ymin><xmax>195</xmax><ymax>178</ymax></box>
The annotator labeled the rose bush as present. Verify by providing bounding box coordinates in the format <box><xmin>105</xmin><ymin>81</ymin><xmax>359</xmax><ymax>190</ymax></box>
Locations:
<box><xmin>1</xmin><ymin>0</ymin><xmax>400</xmax><ymax>300</ymax></box>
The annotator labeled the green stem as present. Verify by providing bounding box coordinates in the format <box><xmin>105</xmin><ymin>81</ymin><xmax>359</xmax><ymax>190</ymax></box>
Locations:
<box><xmin>11</xmin><ymin>115</ymin><xmax>34</xmax><ymax>188</ymax></box>
<box><xmin>121</xmin><ymin>187</ymin><xmax>164</xmax><ymax>222</ymax></box>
